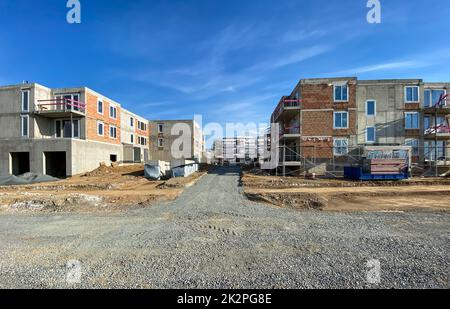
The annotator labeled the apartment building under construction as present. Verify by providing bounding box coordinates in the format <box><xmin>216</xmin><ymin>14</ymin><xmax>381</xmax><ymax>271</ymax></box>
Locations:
<box><xmin>0</xmin><ymin>82</ymin><xmax>150</xmax><ymax>177</ymax></box>
<box><xmin>269</xmin><ymin>77</ymin><xmax>450</xmax><ymax>176</ymax></box>
<box><xmin>213</xmin><ymin>137</ymin><xmax>265</xmax><ymax>165</ymax></box>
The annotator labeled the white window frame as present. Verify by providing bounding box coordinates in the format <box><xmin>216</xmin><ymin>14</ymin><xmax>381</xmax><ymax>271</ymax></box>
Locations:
<box><xmin>21</xmin><ymin>90</ymin><xmax>30</xmax><ymax>112</ymax></box>
<box><xmin>366</xmin><ymin>126</ymin><xmax>376</xmax><ymax>143</ymax></box>
<box><xmin>158</xmin><ymin>123</ymin><xmax>164</xmax><ymax>133</ymax></box>
<box><xmin>97</xmin><ymin>100</ymin><xmax>103</xmax><ymax>115</ymax></box>
<box><xmin>333</xmin><ymin>138</ymin><xmax>348</xmax><ymax>156</ymax></box>
<box><xmin>366</xmin><ymin>100</ymin><xmax>376</xmax><ymax>117</ymax></box>
<box><xmin>333</xmin><ymin>111</ymin><xmax>349</xmax><ymax>129</ymax></box>
<box><xmin>333</xmin><ymin>84</ymin><xmax>349</xmax><ymax>102</ymax></box>
<box><xmin>20</xmin><ymin>115</ymin><xmax>29</xmax><ymax>137</ymax></box>
<box><xmin>109</xmin><ymin>105</ymin><xmax>117</xmax><ymax>119</ymax></box>
<box><xmin>405</xmin><ymin>112</ymin><xmax>419</xmax><ymax>130</ymax></box>
<box><xmin>405</xmin><ymin>86</ymin><xmax>420</xmax><ymax>103</ymax></box>
<box><xmin>109</xmin><ymin>125</ymin><xmax>117</xmax><ymax>139</ymax></box>
<box><xmin>424</xmin><ymin>89</ymin><xmax>446</xmax><ymax>108</ymax></box>
<box><xmin>130</xmin><ymin>117</ymin><xmax>134</xmax><ymax>127</ymax></box>
<box><xmin>97</xmin><ymin>121</ymin><xmax>104</xmax><ymax>136</ymax></box>
<box><xmin>130</xmin><ymin>134</ymin><xmax>134</xmax><ymax>144</ymax></box>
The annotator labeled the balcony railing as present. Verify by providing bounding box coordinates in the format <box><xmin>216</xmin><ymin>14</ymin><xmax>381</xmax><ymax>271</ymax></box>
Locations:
<box><xmin>280</xmin><ymin>126</ymin><xmax>300</xmax><ymax>137</ymax></box>
<box><xmin>424</xmin><ymin>124</ymin><xmax>450</xmax><ymax>137</ymax></box>
<box><xmin>272</xmin><ymin>97</ymin><xmax>301</xmax><ymax>122</ymax></box>
<box><xmin>37</xmin><ymin>98</ymin><xmax>86</xmax><ymax>114</ymax></box>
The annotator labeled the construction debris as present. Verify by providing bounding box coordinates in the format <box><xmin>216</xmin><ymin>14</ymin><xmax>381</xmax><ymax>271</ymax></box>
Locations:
<box><xmin>0</xmin><ymin>173</ymin><xmax>59</xmax><ymax>186</ymax></box>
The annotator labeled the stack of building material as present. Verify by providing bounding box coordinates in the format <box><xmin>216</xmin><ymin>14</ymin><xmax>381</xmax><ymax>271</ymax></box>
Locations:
<box><xmin>171</xmin><ymin>164</ymin><xmax>199</xmax><ymax>178</ymax></box>
<box><xmin>144</xmin><ymin>160</ymin><xmax>171</xmax><ymax>180</ymax></box>
<box><xmin>362</xmin><ymin>159</ymin><xmax>407</xmax><ymax>175</ymax></box>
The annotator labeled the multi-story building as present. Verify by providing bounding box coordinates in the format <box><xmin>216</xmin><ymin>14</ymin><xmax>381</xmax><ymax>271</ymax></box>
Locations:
<box><xmin>148</xmin><ymin>119</ymin><xmax>204</xmax><ymax>163</ymax></box>
<box><xmin>0</xmin><ymin>82</ymin><xmax>150</xmax><ymax>177</ymax></box>
<box><xmin>270</xmin><ymin>77</ymin><xmax>450</xmax><ymax>175</ymax></box>
<box><xmin>121</xmin><ymin>109</ymin><xmax>149</xmax><ymax>163</ymax></box>
<box><xmin>213</xmin><ymin>137</ymin><xmax>265</xmax><ymax>164</ymax></box>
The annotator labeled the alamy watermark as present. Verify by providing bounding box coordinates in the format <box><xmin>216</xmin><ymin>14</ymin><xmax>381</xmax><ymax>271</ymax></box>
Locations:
<box><xmin>66</xmin><ymin>259</ymin><xmax>82</xmax><ymax>285</ymax></box>
<box><xmin>366</xmin><ymin>259</ymin><xmax>381</xmax><ymax>284</ymax></box>
<box><xmin>67</xmin><ymin>0</ymin><xmax>81</xmax><ymax>24</ymax></box>
<box><xmin>367</xmin><ymin>0</ymin><xmax>381</xmax><ymax>24</ymax></box>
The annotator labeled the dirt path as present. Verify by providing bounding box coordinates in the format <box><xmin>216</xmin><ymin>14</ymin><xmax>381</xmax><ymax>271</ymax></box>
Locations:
<box><xmin>0</xmin><ymin>166</ymin><xmax>448</xmax><ymax>288</ymax></box>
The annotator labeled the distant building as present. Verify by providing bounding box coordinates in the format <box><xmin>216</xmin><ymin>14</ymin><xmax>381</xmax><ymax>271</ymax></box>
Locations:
<box><xmin>213</xmin><ymin>137</ymin><xmax>266</xmax><ymax>164</ymax></box>
<box><xmin>149</xmin><ymin>119</ymin><xmax>204</xmax><ymax>163</ymax></box>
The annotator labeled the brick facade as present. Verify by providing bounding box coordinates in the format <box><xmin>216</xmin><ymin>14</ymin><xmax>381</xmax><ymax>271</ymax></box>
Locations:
<box><xmin>86</xmin><ymin>91</ymin><xmax>121</xmax><ymax>145</ymax></box>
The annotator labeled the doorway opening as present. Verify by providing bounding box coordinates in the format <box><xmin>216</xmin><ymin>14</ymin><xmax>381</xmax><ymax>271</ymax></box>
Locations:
<box><xmin>10</xmin><ymin>152</ymin><xmax>30</xmax><ymax>176</ymax></box>
<box><xmin>44</xmin><ymin>152</ymin><xmax>67</xmax><ymax>178</ymax></box>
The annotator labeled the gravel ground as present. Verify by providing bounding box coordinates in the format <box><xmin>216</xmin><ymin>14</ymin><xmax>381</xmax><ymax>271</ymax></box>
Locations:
<box><xmin>0</xmin><ymin>166</ymin><xmax>448</xmax><ymax>289</ymax></box>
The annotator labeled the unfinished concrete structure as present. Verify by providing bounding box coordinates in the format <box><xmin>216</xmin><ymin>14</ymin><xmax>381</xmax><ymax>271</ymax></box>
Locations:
<box><xmin>0</xmin><ymin>82</ymin><xmax>150</xmax><ymax>177</ymax></box>
<box><xmin>213</xmin><ymin>137</ymin><xmax>265</xmax><ymax>164</ymax></box>
<box><xmin>148</xmin><ymin>119</ymin><xmax>204</xmax><ymax>163</ymax></box>
<box><xmin>121</xmin><ymin>109</ymin><xmax>149</xmax><ymax>163</ymax></box>
<box><xmin>270</xmin><ymin>77</ymin><xmax>450</xmax><ymax>176</ymax></box>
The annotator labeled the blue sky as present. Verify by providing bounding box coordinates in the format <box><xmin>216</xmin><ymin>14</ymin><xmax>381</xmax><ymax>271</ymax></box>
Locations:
<box><xmin>1</xmin><ymin>0</ymin><xmax>449</xmax><ymax>136</ymax></box>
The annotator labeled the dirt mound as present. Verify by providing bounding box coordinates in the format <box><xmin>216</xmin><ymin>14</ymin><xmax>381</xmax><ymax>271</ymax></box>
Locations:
<box><xmin>246</xmin><ymin>192</ymin><xmax>327</xmax><ymax>210</ymax></box>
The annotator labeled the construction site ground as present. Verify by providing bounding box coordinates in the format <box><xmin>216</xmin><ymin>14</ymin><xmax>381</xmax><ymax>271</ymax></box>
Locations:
<box><xmin>0</xmin><ymin>164</ymin><xmax>206</xmax><ymax>212</ymax></box>
<box><xmin>0</xmin><ymin>166</ymin><xmax>447</xmax><ymax>288</ymax></box>
<box><xmin>243</xmin><ymin>172</ymin><xmax>450</xmax><ymax>212</ymax></box>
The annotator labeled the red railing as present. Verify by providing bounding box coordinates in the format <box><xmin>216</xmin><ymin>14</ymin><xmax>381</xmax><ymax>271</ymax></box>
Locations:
<box><xmin>425</xmin><ymin>124</ymin><xmax>450</xmax><ymax>135</ymax></box>
<box><xmin>37</xmin><ymin>98</ymin><xmax>86</xmax><ymax>113</ymax></box>
<box><xmin>272</xmin><ymin>97</ymin><xmax>302</xmax><ymax>122</ymax></box>
<box><xmin>436</xmin><ymin>93</ymin><xmax>449</xmax><ymax>107</ymax></box>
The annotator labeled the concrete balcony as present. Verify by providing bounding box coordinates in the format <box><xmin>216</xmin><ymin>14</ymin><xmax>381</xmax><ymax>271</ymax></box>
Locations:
<box><xmin>424</xmin><ymin>125</ymin><xmax>450</xmax><ymax>139</ymax></box>
<box><xmin>272</xmin><ymin>97</ymin><xmax>301</xmax><ymax>123</ymax></box>
<box><xmin>280</xmin><ymin>126</ymin><xmax>301</xmax><ymax>141</ymax></box>
<box><xmin>423</xmin><ymin>105</ymin><xmax>450</xmax><ymax>115</ymax></box>
<box><xmin>35</xmin><ymin>98</ymin><xmax>86</xmax><ymax>118</ymax></box>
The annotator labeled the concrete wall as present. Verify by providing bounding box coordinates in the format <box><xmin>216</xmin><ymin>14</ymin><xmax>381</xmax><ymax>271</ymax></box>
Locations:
<box><xmin>149</xmin><ymin>120</ymin><xmax>203</xmax><ymax>162</ymax></box>
<box><xmin>70</xmin><ymin>139</ymin><xmax>123</xmax><ymax>175</ymax></box>
<box><xmin>0</xmin><ymin>139</ymin><xmax>72</xmax><ymax>176</ymax></box>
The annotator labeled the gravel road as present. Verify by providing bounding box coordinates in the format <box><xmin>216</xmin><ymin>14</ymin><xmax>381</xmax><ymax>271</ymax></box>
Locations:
<box><xmin>0</xmin><ymin>166</ymin><xmax>448</xmax><ymax>289</ymax></box>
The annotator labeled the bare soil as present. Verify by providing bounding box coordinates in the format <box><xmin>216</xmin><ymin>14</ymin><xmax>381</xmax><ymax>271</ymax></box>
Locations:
<box><xmin>0</xmin><ymin>164</ymin><xmax>205</xmax><ymax>212</ymax></box>
<box><xmin>242</xmin><ymin>172</ymin><xmax>450</xmax><ymax>212</ymax></box>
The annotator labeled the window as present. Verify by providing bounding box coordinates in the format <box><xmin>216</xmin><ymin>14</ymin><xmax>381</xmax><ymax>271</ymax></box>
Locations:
<box><xmin>21</xmin><ymin>115</ymin><xmax>29</xmax><ymax>137</ymax></box>
<box><xmin>405</xmin><ymin>112</ymin><xmax>419</xmax><ymax>129</ymax></box>
<box><xmin>109</xmin><ymin>126</ymin><xmax>117</xmax><ymax>139</ymax></box>
<box><xmin>21</xmin><ymin>90</ymin><xmax>30</xmax><ymax>112</ymax></box>
<box><xmin>55</xmin><ymin>120</ymin><xmax>79</xmax><ymax>138</ymax></box>
<box><xmin>97</xmin><ymin>121</ymin><xmax>104</xmax><ymax>136</ymax></box>
<box><xmin>97</xmin><ymin>100</ymin><xmax>103</xmax><ymax>114</ymax></box>
<box><xmin>405</xmin><ymin>139</ymin><xmax>419</xmax><ymax>157</ymax></box>
<box><xmin>366</xmin><ymin>100</ymin><xmax>376</xmax><ymax>116</ymax></box>
<box><xmin>130</xmin><ymin>134</ymin><xmax>134</xmax><ymax>144</ymax></box>
<box><xmin>109</xmin><ymin>106</ymin><xmax>117</xmax><ymax>119</ymax></box>
<box><xmin>334</xmin><ymin>84</ymin><xmax>348</xmax><ymax>102</ymax></box>
<box><xmin>141</xmin><ymin>137</ymin><xmax>147</xmax><ymax>146</ymax></box>
<box><xmin>334</xmin><ymin>111</ymin><xmax>348</xmax><ymax>129</ymax></box>
<box><xmin>110</xmin><ymin>155</ymin><xmax>118</xmax><ymax>162</ymax></box>
<box><xmin>333</xmin><ymin>138</ymin><xmax>348</xmax><ymax>156</ymax></box>
<box><xmin>424</xmin><ymin>89</ymin><xmax>446</xmax><ymax>107</ymax></box>
<box><xmin>366</xmin><ymin>127</ymin><xmax>376</xmax><ymax>143</ymax></box>
<box><xmin>405</xmin><ymin>86</ymin><xmax>419</xmax><ymax>103</ymax></box>
<box><xmin>138</xmin><ymin>121</ymin><xmax>147</xmax><ymax>131</ymax></box>
<box><xmin>424</xmin><ymin>141</ymin><xmax>446</xmax><ymax>161</ymax></box>
<box><xmin>130</xmin><ymin>117</ymin><xmax>134</xmax><ymax>127</ymax></box>
<box><xmin>73</xmin><ymin>120</ymin><xmax>79</xmax><ymax>138</ymax></box>
<box><xmin>158</xmin><ymin>123</ymin><xmax>164</xmax><ymax>133</ymax></box>
<box><xmin>158</xmin><ymin>138</ymin><xmax>164</xmax><ymax>148</ymax></box>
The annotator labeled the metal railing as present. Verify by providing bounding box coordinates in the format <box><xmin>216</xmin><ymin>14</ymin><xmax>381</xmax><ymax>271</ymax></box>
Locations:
<box><xmin>37</xmin><ymin>98</ymin><xmax>87</xmax><ymax>113</ymax></box>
